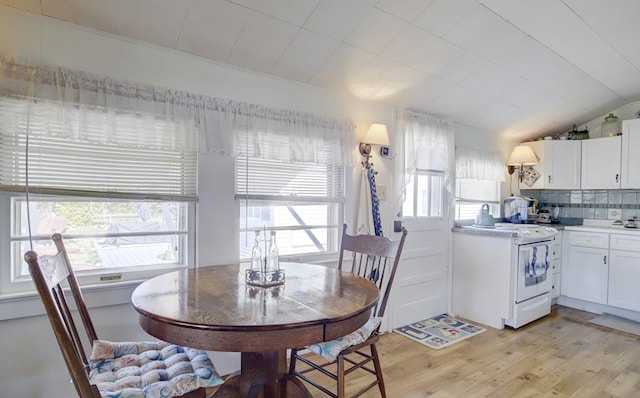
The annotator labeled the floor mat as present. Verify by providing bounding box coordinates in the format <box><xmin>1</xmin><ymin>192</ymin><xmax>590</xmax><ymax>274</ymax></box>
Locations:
<box><xmin>589</xmin><ymin>313</ymin><xmax>640</xmax><ymax>336</ymax></box>
<box><xmin>393</xmin><ymin>314</ymin><xmax>486</xmax><ymax>350</ymax></box>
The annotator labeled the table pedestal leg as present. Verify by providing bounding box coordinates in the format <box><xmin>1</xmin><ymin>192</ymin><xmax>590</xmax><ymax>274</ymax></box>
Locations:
<box><xmin>212</xmin><ymin>350</ymin><xmax>312</xmax><ymax>398</ymax></box>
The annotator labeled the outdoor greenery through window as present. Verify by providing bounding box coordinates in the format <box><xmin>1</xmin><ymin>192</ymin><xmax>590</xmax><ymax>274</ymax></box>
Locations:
<box><xmin>10</xmin><ymin>196</ymin><xmax>188</xmax><ymax>283</ymax></box>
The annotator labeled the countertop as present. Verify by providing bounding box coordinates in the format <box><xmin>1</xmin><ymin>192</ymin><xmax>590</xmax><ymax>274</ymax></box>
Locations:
<box><xmin>452</xmin><ymin>220</ymin><xmax>640</xmax><ymax>237</ymax></box>
<box><xmin>564</xmin><ymin>224</ymin><xmax>640</xmax><ymax>235</ymax></box>
<box><xmin>451</xmin><ymin>222</ymin><xmax>562</xmax><ymax>238</ymax></box>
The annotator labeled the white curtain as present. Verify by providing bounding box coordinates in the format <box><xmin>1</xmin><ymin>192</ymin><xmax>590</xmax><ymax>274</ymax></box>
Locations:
<box><xmin>0</xmin><ymin>58</ymin><xmax>356</xmax><ymax>167</ymax></box>
<box><xmin>0</xmin><ymin>58</ymin><xmax>199</xmax><ymax>152</ymax></box>
<box><xmin>455</xmin><ymin>146</ymin><xmax>506</xmax><ymax>181</ymax></box>
<box><xmin>393</xmin><ymin>110</ymin><xmax>455</xmax><ymax>216</ymax></box>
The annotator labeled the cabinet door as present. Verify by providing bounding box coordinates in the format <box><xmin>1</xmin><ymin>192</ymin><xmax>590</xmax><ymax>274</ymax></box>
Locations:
<box><xmin>621</xmin><ymin>119</ymin><xmax>640</xmax><ymax>188</ymax></box>
<box><xmin>608</xmin><ymin>249</ymin><xmax>640</xmax><ymax>311</ymax></box>
<box><xmin>566</xmin><ymin>245</ymin><xmax>608</xmax><ymax>304</ymax></box>
<box><xmin>519</xmin><ymin>140</ymin><xmax>580</xmax><ymax>190</ymax></box>
<box><xmin>547</xmin><ymin>140</ymin><xmax>581</xmax><ymax>189</ymax></box>
<box><xmin>581</xmin><ymin>136</ymin><xmax>621</xmax><ymax>189</ymax></box>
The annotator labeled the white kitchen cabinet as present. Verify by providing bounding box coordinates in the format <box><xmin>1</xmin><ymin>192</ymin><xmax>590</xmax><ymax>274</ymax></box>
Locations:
<box><xmin>581</xmin><ymin>136</ymin><xmax>621</xmax><ymax>189</ymax></box>
<box><xmin>608</xmin><ymin>234</ymin><xmax>640</xmax><ymax>312</ymax></box>
<box><xmin>520</xmin><ymin>140</ymin><xmax>581</xmax><ymax>190</ymax></box>
<box><xmin>565</xmin><ymin>231</ymin><xmax>609</xmax><ymax>304</ymax></box>
<box><xmin>621</xmin><ymin>118</ymin><xmax>640</xmax><ymax>188</ymax></box>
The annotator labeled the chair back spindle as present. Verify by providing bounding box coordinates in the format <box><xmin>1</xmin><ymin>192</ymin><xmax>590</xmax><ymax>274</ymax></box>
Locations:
<box><xmin>25</xmin><ymin>240</ymin><xmax>101</xmax><ymax>397</ymax></box>
<box><xmin>338</xmin><ymin>224</ymin><xmax>407</xmax><ymax>318</ymax></box>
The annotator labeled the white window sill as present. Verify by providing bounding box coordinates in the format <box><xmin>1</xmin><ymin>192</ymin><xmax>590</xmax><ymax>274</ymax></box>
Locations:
<box><xmin>0</xmin><ymin>280</ymin><xmax>144</xmax><ymax>321</ymax></box>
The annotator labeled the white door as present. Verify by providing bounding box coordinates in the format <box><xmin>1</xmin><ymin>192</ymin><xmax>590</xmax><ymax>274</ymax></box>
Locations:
<box><xmin>390</xmin><ymin>216</ymin><xmax>448</xmax><ymax>329</ymax></box>
<box><xmin>389</xmin><ymin>167</ymin><xmax>450</xmax><ymax>331</ymax></box>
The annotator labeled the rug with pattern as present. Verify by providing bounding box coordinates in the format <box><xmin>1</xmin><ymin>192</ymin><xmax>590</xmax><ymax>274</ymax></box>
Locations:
<box><xmin>393</xmin><ymin>314</ymin><xmax>486</xmax><ymax>350</ymax></box>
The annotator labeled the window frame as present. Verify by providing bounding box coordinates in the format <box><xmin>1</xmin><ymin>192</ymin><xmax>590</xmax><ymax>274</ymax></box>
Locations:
<box><xmin>234</xmin><ymin>156</ymin><xmax>345</xmax><ymax>263</ymax></box>
<box><xmin>454</xmin><ymin>178</ymin><xmax>501</xmax><ymax>221</ymax></box>
<box><xmin>402</xmin><ymin>169</ymin><xmax>446</xmax><ymax>220</ymax></box>
<box><xmin>0</xmin><ymin>191</ymin><xmax>196</xmax><ymax>296</ymax></box>
<box><xmin>0</xmin><ymin>93</ymin><xmax>198</xmax><ymax>296</ymax></box>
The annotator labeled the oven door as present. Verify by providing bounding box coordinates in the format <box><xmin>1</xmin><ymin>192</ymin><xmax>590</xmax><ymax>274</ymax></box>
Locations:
<box><xmin>515</xmin><ymin>241</ymin><xmax>554</xmax><ymax>303</ymax></box>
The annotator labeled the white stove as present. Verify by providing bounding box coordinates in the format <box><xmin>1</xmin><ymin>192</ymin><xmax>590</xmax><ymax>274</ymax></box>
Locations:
<box><xmin>453</xmin><ymin>222</ymin><xmax>559</xmax><ymax>329</ymax></box>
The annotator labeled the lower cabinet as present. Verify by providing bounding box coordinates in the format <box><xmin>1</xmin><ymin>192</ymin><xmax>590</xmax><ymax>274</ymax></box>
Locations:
<box><xmin>566</xmin><ymin>245</ymin><xmax>609</xmax><ymax>304</ymax></box>
<box><xmin>608</xmin><ymin>234</ymin><xmax>640</xmax><ymax>312</ymax></box>
<box><xmin>565</xmin><ymin>231</ymin><xmax>609</xmax><ymax>304</ymax></box>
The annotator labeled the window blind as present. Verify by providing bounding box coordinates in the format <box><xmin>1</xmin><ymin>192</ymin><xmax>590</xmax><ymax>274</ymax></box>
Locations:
<box><xmin>0</xmin><ymin>97</ymin><xmax>197</xmax><ymax>200</ymax></box>
<box><xmin>234</xmin><ymin>130</ymin><xmax>344</xmax><ymax>201</ymax></box>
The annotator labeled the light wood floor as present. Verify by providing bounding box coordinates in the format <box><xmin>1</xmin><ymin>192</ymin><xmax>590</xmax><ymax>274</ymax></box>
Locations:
<box><xmin>298</xmin><ymin>305</ymin><xmax>640</xmax><ymax>398</ymax></box>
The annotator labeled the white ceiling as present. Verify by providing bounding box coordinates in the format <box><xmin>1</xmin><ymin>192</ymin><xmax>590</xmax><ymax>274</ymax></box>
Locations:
<box><xmin>5</xmin><ymin>0</ymin><xmax>640</xmax><ymax>141</ymax></box>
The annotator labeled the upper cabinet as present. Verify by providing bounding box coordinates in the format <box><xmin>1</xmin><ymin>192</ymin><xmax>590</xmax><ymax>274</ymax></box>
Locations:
<box><xmin>519</xmin><ymin>140</ymin><xmax>581</xmax><ymax>190</ymax></box>
<box><xmin>581</xmin><ymin>136</ymin><xmax>622</xmax><ymax>190</ymax></box>
<box><xmin>621</xmin><ymin>119</ymin><xmax>640</xmax><ymax>189</ymax></box>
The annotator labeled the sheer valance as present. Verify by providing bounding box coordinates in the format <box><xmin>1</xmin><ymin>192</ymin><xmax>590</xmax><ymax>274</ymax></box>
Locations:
<box><xmin>456</xmin><ymin>146</ymin><xmax>506</xmax><ymax>181</ymax></box>
<box><xmin>0</xmin><ymin>58</ymin><xmax>355</xmax><ymax>166</ymax></box>
<box><xmin>393</xmin><ymin>110</ymin><xmax>454</xmax><ymax>216</ymax></box>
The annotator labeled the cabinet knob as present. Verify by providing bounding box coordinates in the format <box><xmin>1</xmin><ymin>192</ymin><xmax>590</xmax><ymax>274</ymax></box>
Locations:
<box><xmin>616</xmin><ymin>174</ymin><xmax>619</xmax><ymax>183</ymax></box>
<box><xmin>548</xmin><ymin>175</ymin><xmax>551</xmax><ymax>184</ymax></box>
<box><xmin>604</xmin><ymin>255</ymin><xmax>607</xmax><ymax>264</ymax></box>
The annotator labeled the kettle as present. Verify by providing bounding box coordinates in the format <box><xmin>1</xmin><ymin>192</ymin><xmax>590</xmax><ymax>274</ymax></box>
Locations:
<box><xmin>475</xmin><ymin>203</ymin><xmax>495</xmax><ymax>226</ymax></box>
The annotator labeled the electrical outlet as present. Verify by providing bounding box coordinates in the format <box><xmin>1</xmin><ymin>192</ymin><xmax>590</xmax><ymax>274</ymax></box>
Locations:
<box><xmin>608</xmin><ymin>208</ymin><xmax>622</xmax><ymax>220</ymax></box>
<box><xmin>377</xmin><ymin>184</ymin><xmax>387</xmax><ymax>201</ymax></box>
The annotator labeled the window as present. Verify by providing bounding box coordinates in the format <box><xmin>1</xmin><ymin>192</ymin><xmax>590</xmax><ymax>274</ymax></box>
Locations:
<box><xmin>401</xmin><ymin>144</ymin><xmax>446</xmax><ymax>219</ymax></box>
<box><xmin>394</xmin><ymin>111</ymin><xmax>453</xmax><ymax>221</ymax></box>
<box><xmin>0</xmin><ymin>96</ymin><xmax>197</xmax><ymax>294</ymax></box>
<box><xmin>7</xmin><ymin>196</ymin><xmax>189</xmax><ymax>288</ymax></box>
<box><xmin>402</xmin><ymin>170</ymin><xmax>444</xmax><ymax>218</ymax></box>
<box><xmin>235</xmin><ymin>145</ymin><xmax>344</xmax><ymax>261</ymax></box>
<box><xmin>454</xmin><ymin>147</ymin><xmax>505</xmax><ymax>221</ymax></box>
<box><xmin>454</xmin><ymin>179</ymin><xmax>500</xmax><ymax>220</ymax></box>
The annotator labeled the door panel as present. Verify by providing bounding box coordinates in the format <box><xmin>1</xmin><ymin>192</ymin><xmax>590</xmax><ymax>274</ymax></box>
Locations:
<box><xmin>389</xmin><ymin>217</ymin><xmax>448</xmax><ymax>329</ymax></box>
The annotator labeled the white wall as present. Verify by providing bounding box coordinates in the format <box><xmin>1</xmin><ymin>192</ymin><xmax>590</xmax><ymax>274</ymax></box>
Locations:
<box><xmin>0</xmin><ymin>6</ymin><xmax>519</xmax><ymax>397</ymax></box>
<box><xmin>574</xmin><ymin>100</ymin><xmax>640</xmax><ymax>138</ymax></box>
<box><xmin>0</xmin><ymin>7</ymin><xmax>400</xmax><ymax>397</ymax></box>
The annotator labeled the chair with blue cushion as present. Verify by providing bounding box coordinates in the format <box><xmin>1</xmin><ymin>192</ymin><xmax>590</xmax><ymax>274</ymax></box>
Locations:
<box><xmin>24</xmin><ymin>233</ymin><xmax>224</xmax><ymax>398</ymax></box>
<box><xmin>288</xmin><ymin>224</ymin><xmax>408</xmax><ymax>398</ymax></box>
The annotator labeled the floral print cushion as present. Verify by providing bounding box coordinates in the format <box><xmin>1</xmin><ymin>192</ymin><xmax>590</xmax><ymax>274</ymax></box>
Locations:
<box><xmin>306</xmin><ymin>317</ymin><xmax>381</xmax><ymax>362</ymax></box>
<box><xmin>89</xmin><ymin>340</ymin><xmax>224</xmax><ymax>398</ymax></box>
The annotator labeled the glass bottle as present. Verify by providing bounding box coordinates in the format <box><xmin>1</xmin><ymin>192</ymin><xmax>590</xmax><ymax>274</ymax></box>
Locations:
<box><xmin>601</xmin><ymin>113</ymin><xmax>621</xmax><ymax>137</ymax></box>
<box><xmin>267</xmin><ymin>230</ymin><xmax>279</xmax><ymax>273</ymax></box>
<box><xmin>250</xmin><ymin>230</ymin><xmax>264</xmax><ymax>275</ymax></box>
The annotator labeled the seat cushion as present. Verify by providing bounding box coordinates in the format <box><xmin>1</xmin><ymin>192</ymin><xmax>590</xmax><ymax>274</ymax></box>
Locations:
<box><xmin>306</xmin><ymin>317</ymin><xmax>381</xmax><ymax>362</ymax></box>
<box><xmin>89</xmin><ymin>340</ymin><xmax>224</xmax><ymax>398</ymax></box>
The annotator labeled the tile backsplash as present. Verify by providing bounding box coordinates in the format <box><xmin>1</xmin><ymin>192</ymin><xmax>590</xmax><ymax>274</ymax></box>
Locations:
<box><xmin>522</xmin><ymin>189</ymin><xmax>640</xmax><ymax>221</ymax></box>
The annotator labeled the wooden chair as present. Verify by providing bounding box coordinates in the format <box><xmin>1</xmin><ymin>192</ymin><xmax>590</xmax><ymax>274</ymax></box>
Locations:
<box><xmin>24</xmin><ymin>233</ymin><xmax>224</xmax><ymax>398</ymax></box>
<box><xmin>289</xmin><ymin>224</ymin><xmax>408</xmax><ymax>398</ymax></box>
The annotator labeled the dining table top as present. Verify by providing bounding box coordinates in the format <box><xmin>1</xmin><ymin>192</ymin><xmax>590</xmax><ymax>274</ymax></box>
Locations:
<box><xmin>130</xmin><ymin>262</ymin><xmax>380</xmax><ymax>353</ymax></box>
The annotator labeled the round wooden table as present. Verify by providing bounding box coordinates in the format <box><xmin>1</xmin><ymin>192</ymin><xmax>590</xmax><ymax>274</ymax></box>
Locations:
<box><xmin>131</xmin><ymin>263</ymin><xmax>379</xmax><ymax>398</ymax></box>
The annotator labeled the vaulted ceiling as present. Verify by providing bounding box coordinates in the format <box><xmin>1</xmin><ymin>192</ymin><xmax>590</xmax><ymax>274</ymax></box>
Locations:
<box><xmin>5</xmin><ymin>0</ymin><xmax>640</xmax><ymax>142</ymax></box>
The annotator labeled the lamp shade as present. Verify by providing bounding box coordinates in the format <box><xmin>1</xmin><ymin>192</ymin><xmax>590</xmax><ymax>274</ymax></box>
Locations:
<box><xmin>507</xmin><ymin>145</ymin><xmax>538</xmax><ymax>166</ymax></box>
<box><xmin>364</xmin><ymin>123</ymin><xmax>389</xmax><ymax>146</ymax></box>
